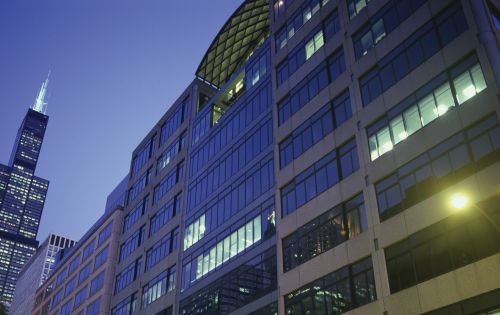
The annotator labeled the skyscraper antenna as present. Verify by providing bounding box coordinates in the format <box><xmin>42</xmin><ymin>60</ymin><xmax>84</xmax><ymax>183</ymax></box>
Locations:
<box><xmin>32</xmin><ymin>71</ymin><xmax>50</xmax><ymax>114</ymax></box>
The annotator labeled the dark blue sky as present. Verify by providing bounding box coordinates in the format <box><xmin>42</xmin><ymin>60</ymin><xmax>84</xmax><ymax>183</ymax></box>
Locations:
<box><xmin>0</xmin><ymin>0</ymin><xmax>241</xmax><ymax>242</ymax></box>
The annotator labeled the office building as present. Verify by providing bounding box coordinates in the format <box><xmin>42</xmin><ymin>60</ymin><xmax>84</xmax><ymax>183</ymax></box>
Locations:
<box><xmin>38</xmin><ymin>0</ymin><xmax>500</xmax><ymax>314</ymax></box>
<box><xmin>272</xmin><ymin>0</ymin><xmax>500</xmax><ymax>314</ymax></box>
<box><xmin>31</xmin><ymin>206</ymin><xmax>124</xmax><ymax>315</ymax></box>
<box><xmin>0</xmin><ymin>76</ymin><xmax>51</xmax><ymax>306</ymax></box>
<box><xmin>11</xmin><ymin>234</ymin><xmax>76</xmax><ymax>315</ymax></box>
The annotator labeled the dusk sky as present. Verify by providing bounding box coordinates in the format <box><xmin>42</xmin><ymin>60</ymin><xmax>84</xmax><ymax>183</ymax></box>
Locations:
<box><xmin>0</xmin><ymin>1</ymin><xmax>241</xmax><ymax>242</ymax></box>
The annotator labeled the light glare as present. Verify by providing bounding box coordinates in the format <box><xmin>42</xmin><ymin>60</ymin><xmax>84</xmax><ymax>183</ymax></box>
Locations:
<box><xmin>450</xmin><ymin>193</ymin><xmax>469</xmax><ymax>210</ymax></box>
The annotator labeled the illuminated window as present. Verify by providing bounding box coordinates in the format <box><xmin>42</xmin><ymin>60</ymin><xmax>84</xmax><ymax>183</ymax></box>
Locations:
<box><xmin>368</xmin><ymin>59</ymin><xmax>487</xmax><ymax>160</ymax></box>
<box><xmin>454</xmin><ymin>64</ymin><xmax>486</xmax><ymax>104</ymax></box>
<box><xmin>348</xmin><ymin>0</ymin><xmax>370</xmax><ymax>19</ymax></box>
<box><xmin>305</xmin><ymin>31</ymin><xmax>324</xmax><ymax>60</ymax></box>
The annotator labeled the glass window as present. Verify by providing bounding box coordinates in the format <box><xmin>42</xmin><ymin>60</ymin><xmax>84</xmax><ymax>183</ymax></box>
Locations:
<box><xmin>471</xmin><ymin>64</ymin><xmax>487</xmax><ymax>94</ymax></box>
<box><xmin>434</xmin><ymin>82</ymin><xmax>454</xmax><ymax>115</ymax></box>
<box><xmin>89</xmin><ymin>271</ymin><xmax>105</xmax><ymax>296</ymax></box>
<box><xmin>360</xmin><ymin>32</ymin><xmax>373</xmax><ymax>57</ymax></box>
<box><xmin>237</xmin><ymin>226</ymin><xmax>245</xmax><ymax>254</ymax></box>
<box><xmin>418</xmin><ymin>94</ymin><xmax>438</xmax><ymax>126</ymax></box>
<box><xmin>390</xmin><ymin>115</ymin><xmax>407</xmax><ymax>145</ymax></box>
<box><xmin>216</xmin><ymin>242</ymin><xmax>223</xmax><ymax>267</ymax></box>
<box><xmin>305</xmin><ymin>39</ymin><xmax>316</xmax><ymax>60</ymax></box>
<box><xmin>403</xmin><ymin>106</ymin><xmax>421</xmax><ymax>136</ymax></box>
<box><xmin>369</xmin><ymin>136</ymin><xmax>379</xmax><ymax>160</ymax></box>
<box><xmin>202</xmin><ymin>254</ymin><xmax>209</xmax><ymax>276</ymax></box>
<box><xmin>386</xmin><ymin>197</ymin><xmax>500</xmax><ymax>293</ymax></box>
<box><xmin>196</xmin><ymin>256</ymin><xmax>203</xmax><ymax>279</ymax></box>
<box><xmin>348</xmin><ymin>0</ymin><xmax>370</xmax><ymax>19</ymax></box>
<box><xmin>380</xmin><ymin>65</ymin><xmax>396</xmax><ymax>91</ymax></box>
<box><xmin>306</xmin><ymin>31</ymin><xmax>324</xmax><ymax>60</ymax></box>
<box><xmin>209</xmin><ymin>247</ymin><xmax>216</xmax><ymax>271</ymax></box>
<box><xmin>360</xmin><ymin>2</ymin><xmax>467</xmax><ymax>106</ymax></box>
<box><xmin>78</xmin><ymin>263</ymin><xmax>91</xmax><ymax>284</ymax></box>
<box><xmin>376</xmin><ymin>127</ymin><xmax>393</xmax><ymax>156</ymax></box>
<box><xmin>82</xmin><ymin>239</ymin><xmax>96</xmax><ymax>262</ymax></box>
<box><xmin>368</xmin><ymin>58</ymin><xmax>486</xmax><ymax>161</ymax></box>
<box><xmin>285</xmin><ymin>257</ymin><xmax>375</xmax><ymax>313</ymax></box>
<box><xmin>223</xmin><ymin>237</ymin><xmax>230</xmax><ymax>263</ymax></box>
<box><xmin>254</xmin><ymin>215</ymin><xmax>262</xmax><ymax>243</ymax></box>
<box><xmin>460</xmin><ymin>64</ymin><xmax>487</xmax><ymax>105</ymax></box>
<box><xmin>454</xmin><ymin>71</ymin><xmax>475</xmax><ymax>104</ymax></box>
<box><xmin>372</xmin><ymin>19</ymin><xmax>386</xmax><ymax>44</ymax></box>
<box><xmin>245</xmin><ymin>221</ymin><xmax>254</xmax><ymax>248</ymax></box>
<box><xmin>230</xmin><ymin>233</ymin><xmax>237</xmax><ymax>257</ymax></box>
<box><xmin>74</xmin><ymin>286</ymin><xmax>87</xmax><ymax>309</ymax></box>
<box><xmin>94</xmin><ymin>245</ymin><xmax>109</xmax><ymax>270</ymax></box>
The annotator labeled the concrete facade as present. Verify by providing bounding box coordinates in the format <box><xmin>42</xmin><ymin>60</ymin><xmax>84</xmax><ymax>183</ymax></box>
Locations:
<box><xmin>271</xmin><ymin>0</ymin><xmax>500</xmax><ymax>314</ymax></box>
<box><xmin>31</xmin><ymin>206</ymin><xmax>123</xmax><ymax>315</ymax></box>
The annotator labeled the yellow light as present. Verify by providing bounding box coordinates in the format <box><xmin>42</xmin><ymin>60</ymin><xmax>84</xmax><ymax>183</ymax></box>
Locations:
<box><xmin>450</xmin><ymin>193</ymin><xmax>469</xmax><ymax>210</ymax></box>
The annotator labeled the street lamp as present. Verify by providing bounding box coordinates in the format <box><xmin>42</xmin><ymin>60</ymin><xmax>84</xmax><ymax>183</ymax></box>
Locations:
<box><xmin>450</xmin><ymin>192</ymin><xmax>500</xmax><ymax>234</ymax></box>
<box><xmin>450</xmin><ymin>193</ymin><xmax>469</xmax><ymax>210</ymax></box>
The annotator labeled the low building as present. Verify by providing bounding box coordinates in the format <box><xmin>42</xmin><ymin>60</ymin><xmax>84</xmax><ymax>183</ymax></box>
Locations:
<box><xmin>11</xmin><ymin>234</ymin><xmax>76</xmax><ymax>315</ymax></box>
<box><xmin>31</xmin><ymin>206</ymin><xmax>123</xmax><ymax>315</ymax></box>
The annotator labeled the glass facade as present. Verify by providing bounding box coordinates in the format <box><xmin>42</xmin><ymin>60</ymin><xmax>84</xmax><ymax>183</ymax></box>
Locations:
<box><xmin>281</xmin><ymin>138</ymin><xmax>359</xmax><ymax>217</ymax></box>
<box><xmin>283</xmin><ymin>193</ymin><xmax>367</xmax><ymax>271</ymax></box>
<box><xmin>375</xmin><ymin>114</ymin><xmax>500</xmax><ymax>220</ymax></box>
<box><xmin>278</xmin><ymin>48</ymin><xmax>346</xmax><ymax>125</ymax></box>
<box><xmin>279</xmin><ymin>90</ymin><xmax>351</xmax><ymax>168</ymax></box>
<box><xmin>284</xmin><ymin>257</ymin><xmax>376</xmax><ymax>314</ymax></box>
<box><xmin>276</xmin><ymin>10</ymin><xmax>340</xmax><ymax>87</ymax></box>
<box><xmin>368</xmin><ymin>54</ymin><xmax>486</xmax><ymax>160</ymax></box>
<box><xmin>353</xmin><ymin>0</ymin><xmax>426</xmax><ymax>59</ymax></box>
<box><xmin>104</xmin><ymin>1</ymin><xmax>500</xmax><ymax>314</ymax></box>
<box><xmin>275</xmin><ymin>0</ymin><xmax>334</xmax><ymax>52</ymax></box>
<box><xmin>180</xmin><ymin>247</ymin><xmax>277</xmax><ymax>315</ymax></box>
<box><xmin>0</xmin><ymin>108</ymin><xmax>49</xmax><ymax>305</ymax></box>
<box><xmin>359</xmin><ymin>2</ymin><xmax>468</xmax><ymax>106</ymax></box>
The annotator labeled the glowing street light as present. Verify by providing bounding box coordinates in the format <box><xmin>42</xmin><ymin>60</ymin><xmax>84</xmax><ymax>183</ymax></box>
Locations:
<box><xmin>450</xmin><ymin>193</ymin><xmax>469</xmax><ymax>210</ymax></box>
<box><xmin>449</xmin><ymin>192</ymin><xmax>500</xmax><ymax>234</ymax></box>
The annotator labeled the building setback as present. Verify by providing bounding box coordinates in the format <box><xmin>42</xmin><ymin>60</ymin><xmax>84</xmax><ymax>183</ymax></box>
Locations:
<box><xmin>31</xmin><ymin>206</ymin><xmax>124</xmax><ymax>315</ymax></box>
<box><xmin>0</xmin><ymin>76</ymin><xmax>50</xmax><ymax>306</ymax></box>
<box><xmin>31</xmin><ymin>0</ymin><xmax>500</xmax><ymax>314</ymax></box>
<box><xmin>11</xmin><ymin>234</ymin><xmax>77</xmax><ymax>315</ymax></box>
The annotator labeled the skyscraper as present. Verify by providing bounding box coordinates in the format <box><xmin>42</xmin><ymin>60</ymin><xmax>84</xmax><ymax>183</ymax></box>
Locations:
<box><xmin>10</xmin><ymin>233</ymin><xmax>76</xmax><ymax>315</ymax></box>
<box><xmin>0</xmin><ymin>75</ymin><xmax>50</xmax><ymax>306</ymax></box>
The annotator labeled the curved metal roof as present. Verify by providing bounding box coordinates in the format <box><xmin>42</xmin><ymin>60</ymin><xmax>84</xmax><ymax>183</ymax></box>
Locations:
<box><xmin>196</xmin><ymin>0</ymin><xmax>270</xmax><ymax>88</ymax></box>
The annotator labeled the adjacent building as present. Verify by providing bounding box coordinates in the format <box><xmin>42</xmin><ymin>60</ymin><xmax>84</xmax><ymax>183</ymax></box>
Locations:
<box><xmin>31</xmin><ymin>206</ymin><xmax>124</xmax><ymax>315</ymax></box>
<box><xmin>107</xmin><ymin>0</ymin><xmax>500</xmax><ymax>314</ymax></box>
<box><xmin>0</xmin><ymin>76</ymin><xmax>50</xmax><ymax>306</ymax></box>
<box><xmin>272</xmin><ymin>0</ymin><xmax>500</xmax><ymax>314</ymax></box>
<box><xmin>11</xmin><ymin>234</ymin><xmax>77</xmax><ymax>315</ymax></box>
